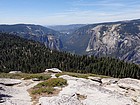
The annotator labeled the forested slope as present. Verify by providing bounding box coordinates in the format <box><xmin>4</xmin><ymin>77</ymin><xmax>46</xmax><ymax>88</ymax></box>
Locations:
<box><xmin>0</xmin><ymin>33</ymin><xmax>140</xmax><ymax>79</ymax></box>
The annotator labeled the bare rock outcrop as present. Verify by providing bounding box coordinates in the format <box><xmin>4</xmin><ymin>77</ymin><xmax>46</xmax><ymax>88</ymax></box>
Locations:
<box><xmin>0</xmin><ymin>78</ymin><xmax>22</xmax><ymax>86</ymax></box>
<box><xmin>0</xmin><ymin>79</ymin><xmax>40</xmax><ymax>105</ymax></box>
<box><xmin>118</xmin><ymin>78</ymin><xmax>140</xmax><ymax>90</ymax></box>
<box><xmin>0</xmin><ymin>75</ymin><xmax>140</xmax><ymax>105</ymax></box>
<box><xmin>39</xmin><ymin>75</ymin><xmax>135</xmax><ymax>105</ymax></box>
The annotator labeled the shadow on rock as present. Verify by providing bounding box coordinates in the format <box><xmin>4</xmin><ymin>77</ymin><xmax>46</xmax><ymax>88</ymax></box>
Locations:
<box><xmin>0</xmin><ymin>94</ymin><xmax>12</xmax><ymax>103</ymax></box>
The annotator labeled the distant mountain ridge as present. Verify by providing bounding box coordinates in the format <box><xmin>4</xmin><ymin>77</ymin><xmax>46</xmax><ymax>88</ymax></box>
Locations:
<box><xmin>0</xmin><ymin>24</ymin><xmax>63</xmax><ymax>50</ymax></box>
<box><xmin>48</xmin><ymin>24</ymin><xmax>87</xmax><ymax>44</ymax></box>
<box><xmin>48</xmin><ymin>24</ymin><xmax>86</xmax><ymax>34</ymax></box>
<box><xmin>1</xmin><ymin>19</ymin><xmax>140</xmax><ymax>64</ymax></box>
<box><xmin>63</xmin><ymin>19</ymin><xmax>140</xmax><ymax>64</ymax></box>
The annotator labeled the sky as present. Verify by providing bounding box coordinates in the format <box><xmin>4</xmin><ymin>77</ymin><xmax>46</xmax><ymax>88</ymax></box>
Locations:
<box><xmin>0</xmin><ymin>0</ymin><xmax>140</xmax><ymax>25</ymax></box>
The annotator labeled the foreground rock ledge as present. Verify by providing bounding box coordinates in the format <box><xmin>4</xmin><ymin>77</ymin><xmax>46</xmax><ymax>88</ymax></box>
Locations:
<box><xmin>0</xmin><ymin>76</ymin><xmax>140</xmax><ymax>105</ymax></box>
<box><xmin>39</xmin><ymin>75</ymin><xmax>139</xmax><ymax>105</ymax></box>
<box><xmin>0</xmin><ymin>79</ymin><xmax>40</xmax><ymax>105</ymax></box>
<box><xmin>0</xmin><ymin>78</ymin><xmax>22</xmax><ymax>86</ymax></box>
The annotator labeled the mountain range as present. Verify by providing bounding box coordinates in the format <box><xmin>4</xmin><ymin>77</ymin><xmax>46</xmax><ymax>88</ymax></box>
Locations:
<box><xmin>63</xmin><ymin>19</ymin><xmax>140</xmax><ymax>64</ymax></box>
<box><xmin>0</xmin><ymin>19</ymin><xmax>140</xmax><ymax>64</ymax></box>
<box><xmin>48</xmin><ymin>24</ymin><xmax>86</xmax><ymax>34</ymax></box>
<box><xmin>0</xmin><ymin>24</ymin><xmax>63</xmax><ymax>50</ymax></box>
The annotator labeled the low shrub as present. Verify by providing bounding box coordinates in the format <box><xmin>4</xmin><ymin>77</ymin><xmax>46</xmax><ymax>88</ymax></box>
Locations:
<box><xmin>55</xmin><ymin>72</ymin><xmax>88</xmax><ymax>79</ymax></box>
<box><xmin>35</xmin><ymin>78</ymin><xmax>67</xmax><ymax>88</ymax></box>
<box><xmin>24</xmin><ymin>74</ymin><xmax>51</xmax><ymax>80</ymax></box>
<box><xmin>32</xmin><ymin>78</ymin><xmax>67</xmax><ymax>95</ymax></box>
<box><xmin>0</xmin><ymin>73</ymin><xmax>51</xmax><ymax>80</ymax></box>
<box><xmin>32</xmin><ymin>87</ymin><xmax>54</xmax><ymax>95</ymax></box>
<box><xmin>55</xmin><ymin>72</ymin><xmax>109</xmax><ymax>79</ymax></box>
<box><xmin>0</xmin><ymin>73</ymin><xmax>22</xmax><ymax>79</ymax></box>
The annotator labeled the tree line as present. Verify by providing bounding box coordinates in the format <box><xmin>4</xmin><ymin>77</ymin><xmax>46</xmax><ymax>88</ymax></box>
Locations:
<box><xmin>0</xmin><ymin>33</ymin><xmax>140</xmax><ymax>79</ymax></box>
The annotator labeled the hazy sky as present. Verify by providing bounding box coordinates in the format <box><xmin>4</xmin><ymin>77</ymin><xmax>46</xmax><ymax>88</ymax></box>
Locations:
<box><xmin>0</xmin><ymin>0</ymin><xmax>140</xmax><ymax>25</ymax></box>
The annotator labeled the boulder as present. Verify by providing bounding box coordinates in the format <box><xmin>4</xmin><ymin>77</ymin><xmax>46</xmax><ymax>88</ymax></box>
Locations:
<box><xmin>9</xmin><ymin>71</ymin><xmax>22</xmax><ymax>74</ymax></box>
<box><xmin>101</xmin><ymin>78</ymin><xmax>119</xmax><ymax>84</ymax></box>
<box><xmin>32</xmin><ymin>78</ymin><xmax>40</xmax><ymax>81</ymax></box>
<box><xmin>0</xmin><ymin>78</ymin><xmax>22</xmax><ymax>86</ymax></box>
<box><xmin>45</xmin><ymin>68</ymin><xmax>62</xmax><ymax>73</ymax></box>
<box><xmin>88</xmin><ymin>76</ymin><xmax>102</xmax><ymax>83</ymax></box>
<box><xmin>118</xmin><ymin>78</ymin><xmax>140</xmax><ymax>90</ymax></box>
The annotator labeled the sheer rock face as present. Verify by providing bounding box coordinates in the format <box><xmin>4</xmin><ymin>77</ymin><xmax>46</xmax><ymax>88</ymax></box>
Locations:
<box><xmin>64</xmin><ymin>19</ymin><xmax>140</xmax><ymax>63</ymax></box>
<box><xmin>0</xmin><ymin>24</ymin><xmax>63</xmax><ymax>51</ymax></box>
<box><xmin>86</xmin><ymin>23</ymin><xmax>140</xmax><ymax>64</ymax></box>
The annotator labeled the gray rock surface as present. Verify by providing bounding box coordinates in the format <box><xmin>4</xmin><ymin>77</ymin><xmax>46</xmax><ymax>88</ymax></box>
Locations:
<box><xmin>0</xmin><ymin>75</ymin><xmax>140</xmax><ymax>105</ymax></box>
<box><xmin>45</xmin><ymin>68</ymin><xmax>62</xmax><ymax>73</ymax></box>
<box><xmin>9</xmin><ymin>71</ymin><xmax>22</xmax><ymax>74</ymax></box>
<box><xmin>0</xmin><ymin>78</ymin><xmax>22</xmax><ymax>86</ymax></box>
<box><xmin>39</xmin><ymin>75</ymin><xmax>136</xmax><ymax>105</ymax></box>
<box><xmin>101</xmin><ymin>78</ymin><xmax>119</xmax><ymax>85</ymax></box>
<box><xmin>88</xmin><ymin>76</ymin><xmax>102</xmax><ymax>84</ymax></box>
<box><xmin>86</xmin><ymin>23</ymin><xmax>140</xmax><ymax>64</ymax></box>
<box><xmin>0</xmin><ymin>79</ymin><xmax>40</xmax><ymax>105</ymax></box>
<box><xmin>118</xmin><ymin>78</ymin><xmax>140</xmax><ymax>90</ymax></box>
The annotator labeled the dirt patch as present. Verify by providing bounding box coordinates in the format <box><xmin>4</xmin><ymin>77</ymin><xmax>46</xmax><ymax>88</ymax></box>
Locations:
<box><xmin>28</xmin><ymin>87</ymin><xmax>62</xmax><ymax>105</ymax></box>
<box><xmin>76</xmin><ymin>93</ymin><xmax>87</xmax><ymax>100</ymax></box>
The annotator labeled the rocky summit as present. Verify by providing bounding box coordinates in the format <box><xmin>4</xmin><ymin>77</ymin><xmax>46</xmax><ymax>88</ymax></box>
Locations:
<box><xmin>1</xmin><ymin>74</ymin><xmax>140</xmax><ymax>105</ymax></box>
<box><xmin>39</xmin><ymin>75</ymin><xmax>140</xmax><ymax>105</ymax></box>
